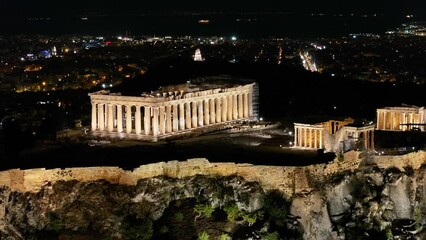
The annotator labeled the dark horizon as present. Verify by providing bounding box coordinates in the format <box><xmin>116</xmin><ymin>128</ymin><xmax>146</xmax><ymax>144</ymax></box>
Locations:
<box><xmin>1</xmin><ymin>0</ymin><xmax>424</xmax><ymax>37</ymax></box>
<box><xmin>0</xmin><ymin>13</ymin><xmax>413</xmax><ymax>38</ymax></box>
<box><xmin>0</xmin><ymin>0</ymin><xmax>425</xmax><ymax>18</ymax></box>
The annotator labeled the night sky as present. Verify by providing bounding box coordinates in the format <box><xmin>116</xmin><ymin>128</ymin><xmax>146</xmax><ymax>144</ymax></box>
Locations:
<box><xmin>0</xmin><ymin>0</ymin><xmax>425</xmax><ymax>18</ymax></box>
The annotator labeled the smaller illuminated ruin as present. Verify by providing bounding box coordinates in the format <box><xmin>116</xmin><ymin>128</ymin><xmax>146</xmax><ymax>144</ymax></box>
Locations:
<box><xmin>376</xmin><ymin>105</ymin><xmax>425</xmax><ymax>132</ymax></box>
<box><xmin>293</xmin><ymin>118</ymin><xmax>375</xmax><ymax>153</ymax></box>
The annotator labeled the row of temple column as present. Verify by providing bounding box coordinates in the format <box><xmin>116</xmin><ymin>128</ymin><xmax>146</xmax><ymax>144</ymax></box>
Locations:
<box><xmin>91</xmin><ymin>93</ymin><xmax>253</xmax><ymax>137</ymax></box>
<box><xmin>377</xmin><ymin>111</ymin><xmax>419</xmax><ymax>131</ymax></box>
<box><xmin>294</xmin><ymin>127</ymin><xmax>323</xmax><ymax>149</ymax></box>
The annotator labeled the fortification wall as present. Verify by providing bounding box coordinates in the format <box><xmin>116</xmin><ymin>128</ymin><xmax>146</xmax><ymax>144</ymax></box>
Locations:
<box><xmin>0</xmin><ymin>151</ymin><xmax>424</xmax><ymax>196</ymax></box>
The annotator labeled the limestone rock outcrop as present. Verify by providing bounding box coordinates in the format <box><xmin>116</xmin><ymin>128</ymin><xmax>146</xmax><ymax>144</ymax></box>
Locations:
<box><xmin>0</xmin><ymin>151</ymin><xmax>425</xmax><ymax>239</ymax></box>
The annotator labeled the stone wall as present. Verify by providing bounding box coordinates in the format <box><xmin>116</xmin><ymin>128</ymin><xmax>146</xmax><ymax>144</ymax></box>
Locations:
<box><xmin>375</xmin><ymin>151</ymin><xmax>426</xmax><ymax>170</ymax></box>
<box><xmin>0</xmin><ymin>151</ymin><xmax>424</xmax><ymax>196</ymax></box>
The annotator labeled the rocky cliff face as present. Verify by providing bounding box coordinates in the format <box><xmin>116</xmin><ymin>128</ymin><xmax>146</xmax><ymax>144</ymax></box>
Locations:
<box><xmin>0</xmin><ymin>175</ymin><xmax>271</xmax><ymax>239</ymax></box>
<box><xmin>293</xmin><ymin>166</ymin><xmax>426</xmax><ymax>240</ymax></box>
<box><xmin>1</xmin><ymin>162</ymin><xmax>426</xmax><ymax>239</ymax></box>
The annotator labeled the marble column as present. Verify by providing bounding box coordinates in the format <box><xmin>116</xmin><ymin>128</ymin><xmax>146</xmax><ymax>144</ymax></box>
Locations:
<box><xmin>314</xmin><ymin>129</ymin><xmax>318</xmax><ymax>149</ymax></box>
<box><xmin>243</xmin><ymin>93</ymin><xmax>249</xmax><ymax>118</ymax></box>
<box><xmin>303</xmin><ymin>128</ymin><xmax>308</xmax><ymax>148</ymax></box>
<box><xmin>185</xmin><ymin>102</ymin><xmax>191</xmax><ymax>129</ymax></box>
<box><xmin>204</xmin><ymin>100</ymin><xmax>210</xmax><ymax>126</ymax></box>
<box><xmin>210</xmin><ymin>99</ymin><xmax>216</xmax><ymax>124</ymax></box>
<box><xmin>198</xmin><ymin>101</ymin><xmax>204</xmax><ymax>126</ymax></box>
<box><xmin>179</xmin><ymin>103</ymin><xmax>185</xmax><ymax>130</ymax></box>
<box><xmin>227</xmin><ymin>95</ymin><xmax>233</xmax><ymax>120</ymax></box>
<box><xmin>166</xmin><ymin>105</ymin><xmax>172</xmax><ymax>133</ymax></box>
<box><xmin>391</xmin><ymin>112</ymin><xmax>395</xmax><ymax>130</ymax></box>
<box><xmin>222</xmin><ymin>96</ymin><xmax>228</xmax><ymax>122</ymax></box>
<box><xmin>159</xmin><ymin>106</ymin><xmax>165</xmax><ymax>135</ymax></box>
<box><xmin>192</xmin><ymin>101</ymin><xmax>198</xmax><ymax>128</ymax></box>
<box><xmin>126</xmin><ymin>105</ymin><xmax>132</xmax><ymax>134</ymax></box>
<box><xmin>248</xmin><ymin>91</ymin><xmax>253</xmax><ymax>118</ymax></box>
<box><xmin>304</xmin><ymin>129</ymin><xmax>307</xmax><ymax>147</ymax></box>
<box><xmin>112</xmin><ymin>104</ymin><xmax>117</xmax><ymax>128</ymax></box>
<box><xmin>365</xmin><ymin>131</ymin><xmax>369</xmax><ymax>149</ymax></box>
<box><xmin>403</xmin><ymin>113</ymin><xmax>407</xmax><ymax>131</ymax></box>
<box><xmin>238</xmin><ymin>94</ymin><xmax>243</xmax><ymax>118</ymax></box>
<box><xmin>117</xmin><ymin>105</ymin><xmax>123</xmax><ymax>133</ymax></box>
<box><xmin>216</xmin><ymin>98</ymin><xmax>222</xmax><ymax>123</ymax></box>
<box><xmin>173</xmin><ymin>105</ymin><xmax>179</xmax><ymax>132</ymax></box>
<box><xmin>152</xmin><ymin>107</ymin><xmax>159</xmax><ymax>137</ymax></box>
<box><xmin>396</xmin><ymin>113</ymin><xmax>400</xmax><ymax>130</ymax></box>
<box><xmin>304</xmin><ymin>129</ymin><xmax>308</xmax><ymax>147</ymax></box>
<box><xmin>98</xmin><ymin>104</ymin><xmax>104</xmax><ymax>131</ymax></box>
<box><xmin>294</xmin><ymin>127</ymin><xmax>298</xmax><ymax>147</ymax></box>
<box><xmin>107</xmin><ymin>104</ymin><xmax>114</xmax><ymax>132</ymax></box>
<box><xmin>319</xmin><ymin>130</ymin><xmax>323</xmax><ymax>148</ymax></box>
<box><xmin>369</xmin><ymin>131</ymin><xmax>372</xmax><ymax>149</ymax></box>
<box><xmin>135</xmin><ymin>106</ymin><xmax>141</xmax><ymax>134</ymax></box>
<box><xmin>144</xmin><ymin>107</ymin><xmax>151</xmax><ymax>135</ymax></box>
<box><xmin>308</xmin><ymin>129</ymin><xmax>312</xmax><ymax>148</ymax></box>
<box><xmin>233</xmin><ymin>95</ymin><xmax>238</xmax><ymax>120</ymax></box>
<box><xmin>376</xmin><ymin>111</ymin><xmax>380</xmax><ymax>129</ymax></box>
<box><xmin>371</xmin><ymin>131</ymin><xmax>375</xmax><ymax>149</ymax></box>
<box><xmin>383</xmin><ymin>111</ymin><xmax>387</xmax><ymax>130</ymax></box>
<box><xmin>91</xmin><ymin>103</ymin><xmax>97</xmax><ymax>131</ymax></box>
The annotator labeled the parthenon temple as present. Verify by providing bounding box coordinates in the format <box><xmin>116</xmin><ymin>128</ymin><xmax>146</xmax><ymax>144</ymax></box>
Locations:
<box><xmin>293</xmin><ymin>118</ymin><xmax>375</xmax><ymax>153</ymax></box>
<box><xmin>376</xmin><ymin>106</ymin><xmax>425</xmax><ymax>132</ymax></box>
<box><xmin>89</xmin><ymin>82</ymin><xmax>256</xmax><ymax>140</ymax></box>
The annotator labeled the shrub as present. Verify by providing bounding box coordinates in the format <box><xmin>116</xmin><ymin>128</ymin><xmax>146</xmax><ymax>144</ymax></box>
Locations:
<box><xmin>48</xmin><ymin>213</ymin><xmax>65</xmax><ymax>232</ymax></box>
<box><xmin>159</xmin><ymin>225</ymin><xmax>169</xmax><ymax>234</ymax></box>
<box><xmin>219</xmin><ymin>233</ymin><xmax>231</xmax><ymax>240</ymax></box>
<box><xmin>385</xmin><ymin>229</ymin><xmax>393</xmax><ymax>239</ymax></box>
<box><xmin>264</xmin><ymin>190</ymin><xmax>289</xmax><ymax>227</ymax></box>
<box><xmin>122</xmin><ymin>216</ymin><xmax>153</xmax><ymax>240</ymax></box>
<box><xmin>198</xmin><ymin>231</ymin><xmax>210</xmax><ymax>240</ymax></box>
<box><xmin>261</xmin><ymin>231</ymin><xmax>279</xmax><ymax>240</ymax></box>
<box><xmin>194</xmin><ymin>203</ymin><xmax>215</xmax><ymax>218</ymax></box>
<box><xmin>223</xmin><ymin>203</ymin><xmax>239</xmax><ymax>222</ymax></box>
<box><xmin>241</xmin><ymin>212</ymin><xmax>257</xmax><ymax>225</ymax></box>
<box><xmin>174</xmin><ymin>212</ymin><xmax>185</xmax><ymax>222</ymax></box>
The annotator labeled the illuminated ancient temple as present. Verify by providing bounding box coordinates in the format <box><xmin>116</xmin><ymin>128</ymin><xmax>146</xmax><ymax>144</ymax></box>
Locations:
<box><xmin>89</xmin><ymin>82</ymin><xmax>256</xmax><ymax>141</ymax></box>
